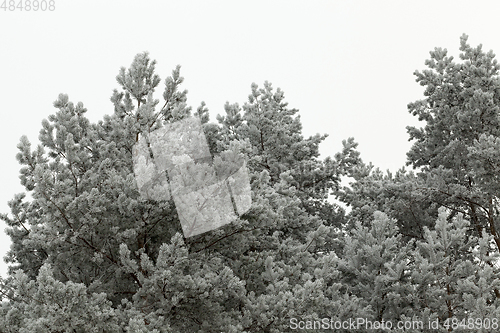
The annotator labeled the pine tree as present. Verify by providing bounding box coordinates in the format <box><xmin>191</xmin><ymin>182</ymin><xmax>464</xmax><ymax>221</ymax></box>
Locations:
<box><xmin>411</xmin><ymin>208</ymin><xmax>500</xmax><ymax>332</ymax></box>
<box><xmin>0</xmin><ymin>53</ymin><xmax>354</xmax><ymax>332</ymax></box>
<box><xmin>333</xmin><ymin>34</ymin><xmax>500</xmax><ymax>331</ymax></box>
<box><xmin>337</xmin><ymin>211</ymin><xmax>414</xmax><ymax>324</ymax></box>
<box><xmin>217</xmin><ymin>82</ymin><xmax>347</xmax><ymax>229</ymax></box>
<box><xmin>406</xmin><ymin>34</ymin><xmax>500</xmax><ymax>251</ymax></box>
<box><xmin>338</xmin><ymin>35</ymin><xmax>500</xmax><ymax>251</ymax></box>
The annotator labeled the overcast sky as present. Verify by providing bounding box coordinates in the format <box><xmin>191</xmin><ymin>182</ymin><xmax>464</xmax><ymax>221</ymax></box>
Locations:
<box><xmin>2</xmin><ymin>0</ymin><xmax>500</xmax><ymax>278</ymax></box>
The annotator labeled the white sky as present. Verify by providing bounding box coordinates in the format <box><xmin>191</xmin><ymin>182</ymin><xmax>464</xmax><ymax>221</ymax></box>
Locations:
<box><xmin>1</xmin><ymin>0</ymin><xmax>500</xmax><ymax>278</ymax></box>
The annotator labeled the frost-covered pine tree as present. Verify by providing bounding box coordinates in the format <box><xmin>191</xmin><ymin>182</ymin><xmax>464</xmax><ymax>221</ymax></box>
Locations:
<box><xmin>0</xmin><ymin>53</ymin><xmax>352</xmax><ymax>332</ymax></box>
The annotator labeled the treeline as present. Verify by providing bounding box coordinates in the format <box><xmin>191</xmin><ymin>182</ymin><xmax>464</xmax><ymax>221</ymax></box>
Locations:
<box><xmin>1</xmin><ymin>35</ymin><xmax>499</xmax><ymax>332</ymax></box>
